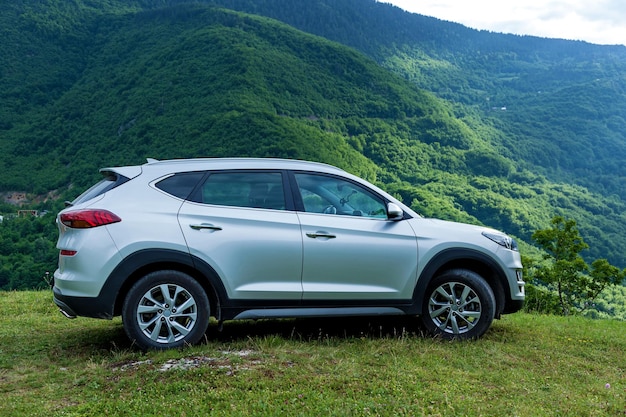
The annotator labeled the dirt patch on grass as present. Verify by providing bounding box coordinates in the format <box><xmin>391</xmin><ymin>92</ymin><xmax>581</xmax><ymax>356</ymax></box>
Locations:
<box><xmin>112</xmin><ymin>350</ymin><xmax>263</xmax><ymax>374</ymax></box>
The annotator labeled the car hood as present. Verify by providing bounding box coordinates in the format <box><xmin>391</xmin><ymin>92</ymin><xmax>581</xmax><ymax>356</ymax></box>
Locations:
<box><xmin>408</xmin><ymin>217</ymin><xmax>504</xmax><ymax>239</ymax></box>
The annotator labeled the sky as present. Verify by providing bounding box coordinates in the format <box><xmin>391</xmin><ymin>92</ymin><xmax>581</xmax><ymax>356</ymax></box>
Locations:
<box><xmin>384</xmin><ymin>0</ymin><xmax>626</xmax><ymax>46</ymax></box>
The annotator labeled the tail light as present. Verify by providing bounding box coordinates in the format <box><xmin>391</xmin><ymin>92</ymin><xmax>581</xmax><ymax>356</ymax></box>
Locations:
<box><xmin>60</xmin><ymin>209</ymin><xmax>121</xmax><ymax>229</ymax></box>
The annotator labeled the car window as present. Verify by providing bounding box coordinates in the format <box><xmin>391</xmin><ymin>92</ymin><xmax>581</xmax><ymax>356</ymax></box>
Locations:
<box><xmin>194</xmin><ymin>171</ymin><xmax>286</xmax><ymax>210</ymax></box>
<box><xmin>70</xmin><ymin>171</ymin><xmax>129</xmax><ymax>206</ymax></box>
<box><xmin>155</xmin><ymin>172</ymin><xmax>205</xmax><ymax>200</ymax></box>
<box><xmin>294</xmin><ymin>173</ymin><xmax>387</xmax><ymax>218</ymax></box>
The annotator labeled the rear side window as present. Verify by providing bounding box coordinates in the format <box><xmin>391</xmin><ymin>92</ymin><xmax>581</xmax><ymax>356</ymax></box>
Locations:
<box><xmin>190</xmin><ymin>171</ymin><xmax>286</xmax><ymax>210</ymax></box>
<box><xmin>155</xmin><ymin>172</ymin><xmax>205</xmax><ymax>200</ymax></box>
<box><xmin>71</xmin><ymin>172</ymin><xmax>129</xmax><ymax>206</ymax></box>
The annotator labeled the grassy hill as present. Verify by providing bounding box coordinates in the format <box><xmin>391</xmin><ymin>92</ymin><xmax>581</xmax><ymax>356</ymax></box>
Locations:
<box><xmin>1</xmin><ymin>290</ymin><xmax>625</xmax><ymax>416</ymax></box>
<box><xmin>0</xmin><ymin>0</ymin><xmax>625</xmax><ymax>296</ymax></box>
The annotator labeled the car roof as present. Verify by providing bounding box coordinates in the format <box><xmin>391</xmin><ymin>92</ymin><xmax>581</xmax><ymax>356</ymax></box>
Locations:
<box><xmin>101</xmin><ymin>158</ymin><xmax>347</xmax><ymax>178</ymax></box>
<box><xmin>146</xmin><ymin>157</ymin><xmax>344</xmax><ymax>172</ymax></box>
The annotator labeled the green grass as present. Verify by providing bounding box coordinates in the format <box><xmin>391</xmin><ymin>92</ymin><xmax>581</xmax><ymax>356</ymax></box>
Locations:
<box><xmin>1</xmin><ymin>291</ymin><xmax>625</xmax><ymax>416</ymax></box>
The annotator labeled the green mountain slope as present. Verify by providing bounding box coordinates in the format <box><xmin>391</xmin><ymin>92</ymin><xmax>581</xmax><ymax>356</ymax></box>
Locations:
<box><xmin>3</xmin><ymin>4</ymin><xmax>463</xmax><ymax>188</ymax></box>
<box><xmin>0</xmin><ymin>0</ymin><xmax>625</xmax><ymax>289</ymax></box>
<box><xmin>0</xmin><ymin>2</ymin><xmax>507</xmax><ymax>192</ymax></box>
<box><xmin>210</xmin><ymin>0</ymin><xmax>626</xmax><ymax>198</ymax></box>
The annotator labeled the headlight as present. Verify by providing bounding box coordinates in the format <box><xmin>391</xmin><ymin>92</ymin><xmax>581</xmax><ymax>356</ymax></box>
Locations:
<box><xmin>482</xmin><ymin>231</ymin><xmax>519</xmax><ymax>251</ymax></box>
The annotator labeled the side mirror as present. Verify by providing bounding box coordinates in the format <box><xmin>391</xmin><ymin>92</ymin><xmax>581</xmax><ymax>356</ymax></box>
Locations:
<box><xmin>387</xmin><ymin>202</ymin><xmax>404</xmax><ymax>221</ymax></box>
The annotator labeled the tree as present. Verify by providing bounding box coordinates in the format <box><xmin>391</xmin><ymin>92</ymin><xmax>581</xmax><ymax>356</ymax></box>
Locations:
<box><xmin>532</xmin><ymin>216</ymin><xmax>625</xmax><ymax>315</ymax></box>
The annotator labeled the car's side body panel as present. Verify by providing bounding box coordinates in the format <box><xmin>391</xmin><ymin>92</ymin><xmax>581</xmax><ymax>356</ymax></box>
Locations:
<box><xmin>298</xmin><ymin>212</ymin><xmax>418</xmax><ymax>300</ymax></box>
<box><xmin>178</xmin><ymin>203</ymin><xmax>304</xmax><ymax>300</ymax></box>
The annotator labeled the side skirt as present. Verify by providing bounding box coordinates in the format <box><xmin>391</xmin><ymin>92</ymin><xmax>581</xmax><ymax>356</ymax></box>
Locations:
<box><xmin>231</xmin><ymin>306</ymin><xmax>407</xmax><ymax>320</ymax></box>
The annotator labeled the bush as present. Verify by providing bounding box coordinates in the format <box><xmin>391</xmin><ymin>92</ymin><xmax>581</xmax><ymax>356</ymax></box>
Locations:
<box><xmin>523</xmin><ymin>283</ymin><xmax>562</xmax><ymax>315</ymax></box>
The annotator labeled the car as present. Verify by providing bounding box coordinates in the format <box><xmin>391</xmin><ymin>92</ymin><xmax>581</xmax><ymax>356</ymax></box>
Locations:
<box><xmin>53</xmin><ymin>157</ymin><xmax>525</xmax><ymax>349</ymax></box>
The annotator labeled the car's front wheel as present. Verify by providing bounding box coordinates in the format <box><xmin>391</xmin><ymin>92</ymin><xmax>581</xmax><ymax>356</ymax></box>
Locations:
<box><xmin>421</xmin><ymin>269</ymin><xmax>496</xmax><ymax>340</ymax></box>
<box><xmin>122</xmin><ymin>270</ymin><xmax>210</xmax><ymax>350</ymax></box>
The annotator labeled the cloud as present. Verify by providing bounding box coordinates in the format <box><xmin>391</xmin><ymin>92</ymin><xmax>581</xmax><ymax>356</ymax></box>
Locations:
<box><xmin>384</xmin><ymin>0</ymin><xmax>626</xmax><ymax>46</ymax></box>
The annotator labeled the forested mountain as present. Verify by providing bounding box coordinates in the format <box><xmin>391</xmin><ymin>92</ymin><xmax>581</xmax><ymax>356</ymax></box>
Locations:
<box><xmin>210</xmin><ymin>0</ymin><xmax>626</xmax><ymax>198</ymax></box>
<box><xmin>1</xmin><ymin>0</ymin><xmax>625</xmax><ymax>292</ymax></box>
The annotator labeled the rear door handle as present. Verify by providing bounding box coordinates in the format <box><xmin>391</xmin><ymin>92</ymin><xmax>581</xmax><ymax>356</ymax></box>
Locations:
<box><xmin>306</xmin><ymin>232</ymin><xmax>336</xmax><ymax>239</ymax></box>
<box><xmin>190</xmin><ymin>223</ymin><xmax>223</xmax><ymax>231</ymax></box>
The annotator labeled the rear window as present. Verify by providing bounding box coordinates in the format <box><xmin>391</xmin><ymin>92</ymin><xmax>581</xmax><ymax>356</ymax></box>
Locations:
<box><xmin>70</xmin><ymin>172</ymin><xmax>129</xmax><ymax>206</ymax></box>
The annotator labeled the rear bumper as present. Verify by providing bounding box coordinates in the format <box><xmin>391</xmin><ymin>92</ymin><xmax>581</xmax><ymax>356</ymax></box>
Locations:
<box><xmin>53</xmin><ymin>286</ymin><xmax>114</xmax><ymax>320</ymax></box>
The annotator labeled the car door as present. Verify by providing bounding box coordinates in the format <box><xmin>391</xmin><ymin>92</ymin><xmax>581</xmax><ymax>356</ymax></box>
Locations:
<box><xmin>178</xmin><ymin>170</ymin><xmax>303</xmax><ymax>300</ymax></box>
<box><xmin>293</xmin><ymin>172</ymin><xmax>418</xmax><ymax>301</ymax></box>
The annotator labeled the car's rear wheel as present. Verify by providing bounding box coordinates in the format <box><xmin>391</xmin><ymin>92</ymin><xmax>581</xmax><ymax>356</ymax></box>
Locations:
<box><xmin>421</xmin><ymin>269</ymin><xmax>495</xmax><ymax>340</ymax></box>
<box><xmin>122</xmin><ymin>270</ymin><xmax>210</xmax><ymax>350</ymax></box>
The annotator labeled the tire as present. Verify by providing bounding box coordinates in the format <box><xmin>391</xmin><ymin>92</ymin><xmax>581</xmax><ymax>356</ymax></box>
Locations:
<box><xmin>122</xmin><ymin>270</ymin><xmax>210</xmax><ymax>350</ymax></box>
<box><xmin>420</xmin><ymin>269</ymin><xmax>496</xmax><ymax>340</ymax></box>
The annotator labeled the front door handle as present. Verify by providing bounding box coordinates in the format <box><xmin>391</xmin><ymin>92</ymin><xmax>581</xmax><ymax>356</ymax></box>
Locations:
<box><xmin>306</xmin><ymin>232</ymin><xmax>336</xmax><ymax>239</ymax></box>
<box><xmin>190</xmin><ymin>223</ymin><xmax>223</xmax><ymax>231</ymax></box>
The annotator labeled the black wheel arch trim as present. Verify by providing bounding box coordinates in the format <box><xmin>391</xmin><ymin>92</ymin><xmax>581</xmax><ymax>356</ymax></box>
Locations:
<box><xmin>412</xmin><ymin>248</ymin><xmax>511</xmax><ymax>316</ymax></box>
<box><xmin>97</xmin><ymin>248</ymin><xmax>228</xmax><ymax>318</ymax></box>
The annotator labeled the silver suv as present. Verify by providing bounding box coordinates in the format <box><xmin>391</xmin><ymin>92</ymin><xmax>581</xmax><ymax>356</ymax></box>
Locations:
<box><xmin>53</xmin><ymin>158</ymin><xmax>524</xmax><ymax>349</ymax></box>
